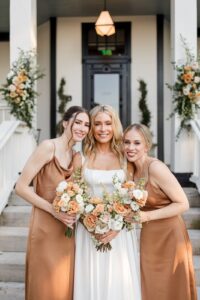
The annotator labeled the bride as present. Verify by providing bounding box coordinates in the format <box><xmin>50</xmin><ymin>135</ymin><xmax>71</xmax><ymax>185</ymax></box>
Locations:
<box><xmin>74</xmin><ymin>105</ymin><xmax>141</xmax><ymax>300</ymax></box>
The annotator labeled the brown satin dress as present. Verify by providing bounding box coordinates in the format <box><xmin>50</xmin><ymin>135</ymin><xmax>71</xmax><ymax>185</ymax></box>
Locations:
<box><xmin>140</xmin><ymin>158</ymin><xmax>197</xmax><ymax>300</ymax></box>
<box><xmin>25</xmin><ymin>155</ymin><xmax>75</xmax><ymax>300</ymax></box>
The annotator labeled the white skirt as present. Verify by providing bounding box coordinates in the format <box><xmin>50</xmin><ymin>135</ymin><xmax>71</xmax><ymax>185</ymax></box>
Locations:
<box><xmin>74</xmin><ymin>223</ymin><xmax>141</xmax><ymax>300</ymax></box>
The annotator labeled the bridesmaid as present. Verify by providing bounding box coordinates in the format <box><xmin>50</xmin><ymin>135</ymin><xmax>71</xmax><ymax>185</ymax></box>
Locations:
<box><xmin>15</xmin><ymin>106</ymin><xmax>90</xmax><ymax>300</ymax></box>
<box><xmin>123</xmin><ymin>123</ymin><xmax>197</xmax><ymax>300</ymax></box>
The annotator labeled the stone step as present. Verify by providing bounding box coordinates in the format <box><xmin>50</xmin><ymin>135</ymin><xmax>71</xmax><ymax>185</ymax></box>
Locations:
<box><xmin>182</xmin><ymin>208</ymin><xmax>200</xmax><ymax>229</ymax></box>
<box><xmin>0</xmin><ymin>227</ymin><xmax>28</xmax><ymax>252</ymax></box>
<box><xmin>0</xmin><ymin>252</ymin><xmax>25</xmax><ymax>282</ymax></box>
<box><xmin>183</xmin><ymin>188</ymin><xmax>200</xmax><ymax>208</ymax></box>
<box><xmin>0</xmin><ymin>206</ymin><xmax>32</xmax><ymax>227</ymax></box>
<box><xmin>0</xmin><ymin>282</ymin><xmax>24</xmax><ymax>300</ymax></box>
<box><xmin>9</xmin><ymin>191</ymin><xmax>31</xmax><ymax>206</ymax></box>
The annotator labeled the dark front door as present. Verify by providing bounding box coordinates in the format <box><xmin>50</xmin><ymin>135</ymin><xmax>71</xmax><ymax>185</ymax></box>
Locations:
<box><xmin>82</xmin><ymin>22</ymin><xmax>131</xmax><ymax>128</ymax></box>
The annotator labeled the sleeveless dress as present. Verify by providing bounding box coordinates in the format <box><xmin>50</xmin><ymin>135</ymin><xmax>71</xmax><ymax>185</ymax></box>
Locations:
<box><xmin>74</xmin><ymin>168</ymin><xmax>141</xmax><ymax>300</ymax></box>
<box><xmin>25</xmin><ymin>155</ymin><xmax>75</xmax><ymax>300</ymax></box>
<box><xmin>140</xmin><ymin>158</ymin><xmax>197</xmax><ymax>300</ymax></box>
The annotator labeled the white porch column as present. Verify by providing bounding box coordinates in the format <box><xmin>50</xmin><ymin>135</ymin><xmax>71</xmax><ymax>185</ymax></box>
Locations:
<box><xmin>170</xmin><ymin>0</ymin><xmax>197</xmax><ymax>172</ymax></box>
<box><xmin>10</xmin><ymin>0</ymin><xmax>37</xmax><ymax>64</ymax></box>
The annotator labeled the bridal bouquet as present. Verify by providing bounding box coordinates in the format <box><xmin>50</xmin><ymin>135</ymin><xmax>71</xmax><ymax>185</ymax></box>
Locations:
<box><xmin>53</xmin><ymin>170</ymin><xmax>89</xmax><ymax>237</ymax></box>
<box><xmin>81</xmin><ymin>175</ymin><xmax>148</xmax><ymax>252</ymax></box>
<box><xmin>82</xmin><ymin>192</ymin><xmax>128</xmax><ymax>252</ymax></box>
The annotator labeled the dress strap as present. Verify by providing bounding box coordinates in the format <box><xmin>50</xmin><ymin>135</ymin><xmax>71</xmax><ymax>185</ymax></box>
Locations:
<box><xmin>52</xmin><ymin>141</ymin><xmax>56</xmax><ymax>157</ymax></box>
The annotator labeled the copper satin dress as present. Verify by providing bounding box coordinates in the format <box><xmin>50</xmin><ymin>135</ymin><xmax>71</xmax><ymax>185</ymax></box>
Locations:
<box><xmin>140</xmin><ymin>158</ymin><xmax>197</xmax><ymax>300</ymax></box>
<box><xmin>25</xmin><ymin>155</ymin><xmax>75</xmax><ymax>300</ymax></box>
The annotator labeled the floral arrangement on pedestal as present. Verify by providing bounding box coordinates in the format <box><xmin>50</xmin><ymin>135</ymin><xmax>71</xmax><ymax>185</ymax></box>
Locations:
<box><xmin>0</xmin><ymin>49</ymin><xmax>44</xmax><ymax>128</ymax></box>
<box><xmin>167</xmin><ymin>37</ymin><xmax>200</xmax><ymax>138</ymax></box>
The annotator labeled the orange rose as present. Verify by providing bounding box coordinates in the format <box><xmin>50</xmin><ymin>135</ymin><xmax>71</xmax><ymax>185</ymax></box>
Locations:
<box><xmin>67</xmin><ymin>189</ymin><xmax>75</xmax><ymax>197</ymax></box>
<box><xmin>182</xmin><ymin>72</ymin><xmax>194</xmax><ymax>83</ymax></box>
<box><xmin>83</xmin><ymin>214</ymin><xmax>97</xmax><ymax>231</ymax></box>
<box><xmin>68</xmin><ymin>200</ymin><xmax>80</xmax><ymax>214</ymax></box>
<box><xmin>113</xmin><ymin>202</ymin><xmax>129</xmax><ymax>216</ymax></box>
<box><xmin>122</xmin><ymin>181</ymin><xmax>136</xmax><ymax>189</ymax></box>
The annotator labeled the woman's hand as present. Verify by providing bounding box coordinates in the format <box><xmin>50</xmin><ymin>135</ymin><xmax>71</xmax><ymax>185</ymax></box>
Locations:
<box><xmin>96</xmin><ymin>230</ymin><xmax>119</xmax><ymax>244</ymax></box>
<box><xmin>51</xmin><ymin>209</ymin><xmax>76</xmax><ymax>228</ymax></box>
<box><xmin>125</xmin><ymin>211</ymin><xmax>150</xmax><ymax>223</ymax></box>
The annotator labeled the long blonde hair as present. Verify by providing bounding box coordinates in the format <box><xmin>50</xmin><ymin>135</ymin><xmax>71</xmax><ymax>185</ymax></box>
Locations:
<box><xmin>123</xmin><ymin>123</ymin><xmax>152</xmax><ymax>151</ymax></box>
<box><xmin>83</xmin><ymin>105</ymin><xmax>124</xmax><ymax>165</ymax></box>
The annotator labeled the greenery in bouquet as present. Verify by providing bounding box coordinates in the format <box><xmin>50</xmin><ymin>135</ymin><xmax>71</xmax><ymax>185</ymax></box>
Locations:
<box><xmin>167</xmin><ymin>36</ymin><xmax>200</xmax><ymax>138</ymax></box>
<box><xmin>53</xmin><ymin>168</ymin><xmax>89</xmax><ymax>237</ymax></box>
<box><xmin>0</xmin><ymin>49</ymin><xmax>44</xmax><ymax>128</ymax></box>
<box><xmin>112</xmin><ymin>175</ymin><xmax>148</xmax><ymax>230</ymax></box>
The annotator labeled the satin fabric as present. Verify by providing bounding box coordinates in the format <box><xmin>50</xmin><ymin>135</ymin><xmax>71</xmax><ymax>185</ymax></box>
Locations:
<box><xmin>25</xmin><ymin>156</ymin><xmax>75</xmax><ymax>300</ymax></box>
<box><xmin>140</xmin><ymin>158</ymin><xmax>197</xmax><ymax>300</ymax></box>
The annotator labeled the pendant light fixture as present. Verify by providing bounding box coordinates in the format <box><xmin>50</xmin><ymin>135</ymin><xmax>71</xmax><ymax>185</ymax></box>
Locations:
<box><xmin>95</xmin><ymin>0</ymin><xmax>115</xmax><ymax>36</ymax></box>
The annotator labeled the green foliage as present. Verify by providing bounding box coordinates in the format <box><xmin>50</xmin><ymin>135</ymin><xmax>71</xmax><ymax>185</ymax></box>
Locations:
<box><xmin>138</xmin><ymin>79</ymin><xmax>151</xmax><ymax>128</ymax></box>
<box><xmin>0</xmin><ymin>49</ymin><xmax>44</xmax><ymax>128</ymax></box>
<box><xmin>56</xmin><ymin>78</ymin><xmax>72</xmax><ymax>134</ymax></box>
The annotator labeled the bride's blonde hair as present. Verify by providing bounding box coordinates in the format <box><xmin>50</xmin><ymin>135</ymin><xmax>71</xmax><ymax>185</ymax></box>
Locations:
<box><xmin>83</xmin><ymin>105</ymin><xmax>124</xmax><ymax>165</ymax></box>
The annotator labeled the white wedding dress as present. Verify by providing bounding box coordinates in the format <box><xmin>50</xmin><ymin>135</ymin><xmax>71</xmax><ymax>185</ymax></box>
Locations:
<box><xmin>74</xmin><ymin>168</ymin><xmax>141</xmax><ymax>300</ymax></box>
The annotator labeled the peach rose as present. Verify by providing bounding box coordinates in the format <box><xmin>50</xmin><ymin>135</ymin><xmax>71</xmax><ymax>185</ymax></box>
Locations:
<box><xmin>72</xmin><ymin>183</ymin><xmax>80</xmax><ymax>192</ymax></box>
<box><xmin>83</xmin><ymin>214</ymin><xmax>97</xmax><ymax>232</ymax></box>
<box><xmin>122</xmin><ymin>181</ymin><xmax>135</xmax><ymax>189</ymax></box>
<box><xmin>113</xmin><ymin>202</ymin><xmax>129</xmax><ymax>216</ymax></box>
<box><xmin>68</xmin><ymin>200</ymin><xmax>80</xmax><ymax>214</ymax></box>
<box><xmin>93</xmin><ymin>204</ymin><xmax>105</xmax><ymax>216</ymax></box>
<box><xmin>67</xmin><ymin>189</ymin><xmax>75</xmax><ymax>197</ymax></box>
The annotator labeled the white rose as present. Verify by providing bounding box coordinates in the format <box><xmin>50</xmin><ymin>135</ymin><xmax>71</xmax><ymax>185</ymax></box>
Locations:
<box><xmin>132</xmin><ymin>189</ymin><xmax>144</xmax><ymax>200</ymax></box>
<box><xmin>85</xmin><ymin>204</ymin><xmax>94</xmax><ymax>214</ymax></box>
<box><xmin>56</xmin><ymin>181</ymin><xmax>68</xmax><ymax>193</ymax></box>
<box><xmin>110</xmin><ymin>216</ymin><xmax>123</xmax><ymax>231</ymax></box>
<box><xmin>60</xmin><ymin>198</ymin><xmax>69</xmax><ymax>212</ymax></box>
<box><xmin>194</xmin><ymin>76</ymin><xmax>200</xmax><ymax>83</ymax></box>
<box><xmin>183</xmin><ymin>87</ymin><xmax>190</xmax><ymax>95</ymax></box>
<box><xmin>61</xmin><ymin>193</ymin><xmax>70</xmax><ymax>202</ymax></box>
<box><xmin>95</xmin><ymin>224</ymin><xmax>109</xmax><ymax>234</ymax></box>
<box><xmin>130</xmin><ymin>201</ymin><xmax>140</xmax><ymax>212</ymax></box>
<box><xmin>9</xmin><ymin>84</ymin><xmax>16</xmax><ymax>92</ymax></box>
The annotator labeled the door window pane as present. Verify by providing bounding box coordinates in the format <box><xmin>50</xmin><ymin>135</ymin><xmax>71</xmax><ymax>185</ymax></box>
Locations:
<box><xmin>94</xmin><ymin>74</ymin><xmax>119</xmax><ymax>114</ymax></box>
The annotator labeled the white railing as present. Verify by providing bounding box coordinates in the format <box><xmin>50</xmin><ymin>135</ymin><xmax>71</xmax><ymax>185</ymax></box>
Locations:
<box><xmin>0</xmin><ymin>101</ymin><xmax>11</xmax><ymax>123</ymax></box>
<box><xmin>0</xmin><ymin>120</ymin><xmax>36</xmax><ymax>214</ymax></box>
<box><xmin>189</xmin><ymin>119</ymin><xmax>200</xmax><ymax>193</ymax></box>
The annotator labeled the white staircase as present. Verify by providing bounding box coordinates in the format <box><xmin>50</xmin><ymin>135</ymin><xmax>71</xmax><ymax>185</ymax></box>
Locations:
<box><xmin>0</xmin><ymin>188</ymin><xmax>200</xmax><ymax>300</ymax></box>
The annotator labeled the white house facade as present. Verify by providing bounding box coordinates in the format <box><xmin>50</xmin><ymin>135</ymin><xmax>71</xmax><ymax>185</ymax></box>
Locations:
<box><xmin>0</xmin><ymin>0</ymin><xmax>200</xmax><ymax>203</ymax></box>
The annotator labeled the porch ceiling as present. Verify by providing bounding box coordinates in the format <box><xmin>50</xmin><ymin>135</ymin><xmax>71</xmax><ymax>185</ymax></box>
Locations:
<box><xmin>0</xmin><ymin>0</ymin><xmax>200</xmax><ymax>32</ymax></box>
